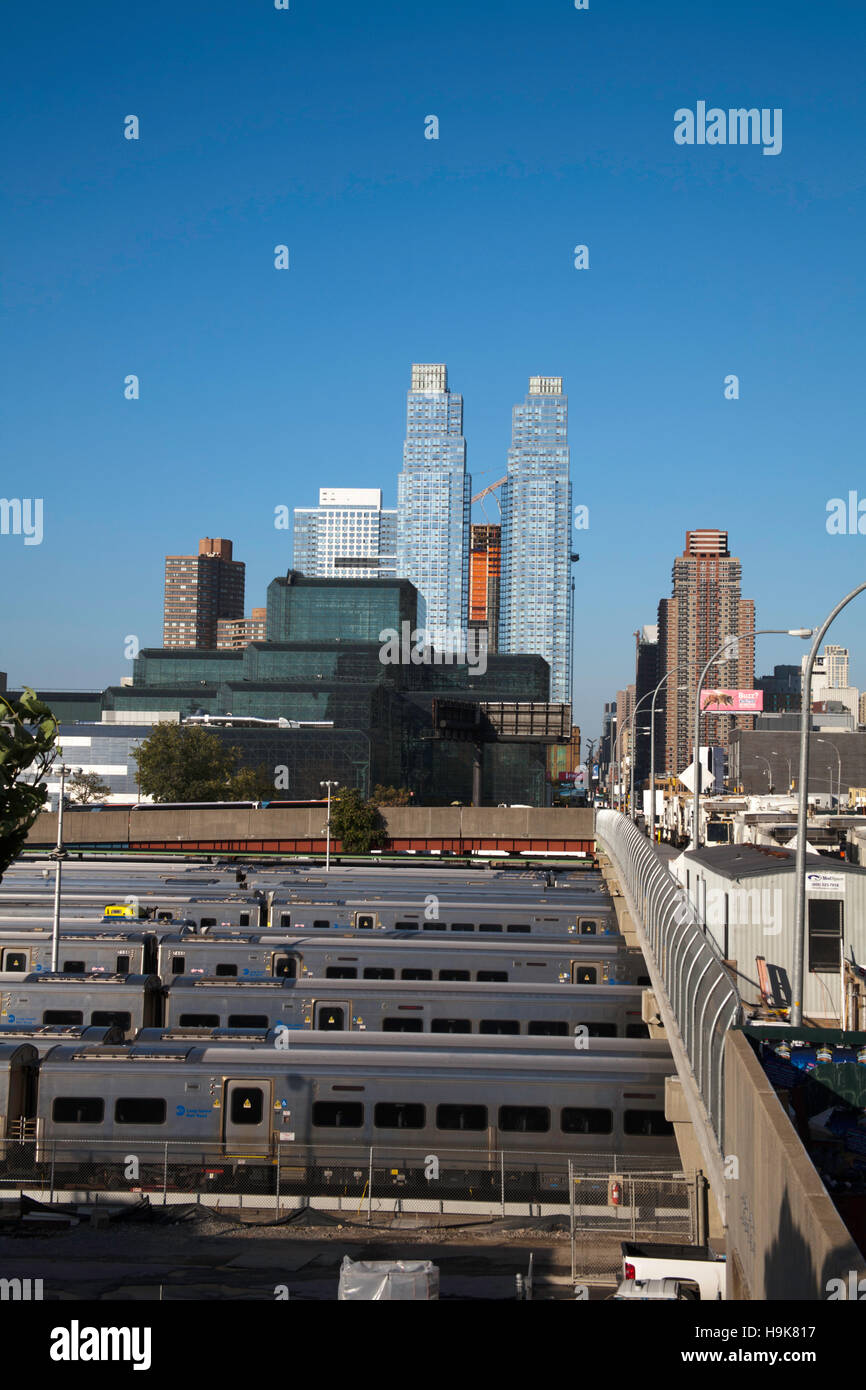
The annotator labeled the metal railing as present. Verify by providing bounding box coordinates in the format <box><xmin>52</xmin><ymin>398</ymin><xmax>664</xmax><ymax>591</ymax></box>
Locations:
<box><xmin>595</xmin><ymin>811</ymin><xmax>742</xmax><ymax>1148</ymax></box>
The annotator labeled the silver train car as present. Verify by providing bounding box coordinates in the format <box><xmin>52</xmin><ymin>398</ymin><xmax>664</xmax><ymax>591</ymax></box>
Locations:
<box><xmin>266</xmin><ymin>895</ymin><xmax>616</xmax><ymax>936</ymax></box>
<box><xmin>25</xmin><ymin>1038</ymin><xmax>676</xmax><ymax>1184</ymax></box>
<box><xmin>0</xmin><ymin>975</ymin><xmax>162</xmax><ymax>1039</ymax></box>
<box><xmin>0</xmin><ymin>930</ymin><xmax>157</xmax><ymax>978</ymax></box>
<box><xmin>0</xmin><ymin>1024</ymin><xmax>126</xmax><ymax>1056</ymax></box>
<box><xmin>162</xmin><ymin>977</ymin><xmax>651</xmax><ymax>1037</ymax></box>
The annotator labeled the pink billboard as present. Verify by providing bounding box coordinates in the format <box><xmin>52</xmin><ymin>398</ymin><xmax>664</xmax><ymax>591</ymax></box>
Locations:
<box><xmin>700</xmin><ymin>688</ymin><xmax>764</xmax><ymax>714</ymax></box>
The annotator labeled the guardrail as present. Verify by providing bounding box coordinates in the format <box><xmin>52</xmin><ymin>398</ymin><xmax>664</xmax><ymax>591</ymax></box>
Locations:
<box><xmin>595</xmin><ymin>811</ymin><xmax>741</xmax><ymax>1149</ymax></box>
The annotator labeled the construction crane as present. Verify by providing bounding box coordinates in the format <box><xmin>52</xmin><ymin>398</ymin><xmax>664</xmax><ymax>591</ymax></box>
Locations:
<box><xmin>471</xmin><ymin>475</ymin><xmax>507</xmax><ymax>521</ymax></box>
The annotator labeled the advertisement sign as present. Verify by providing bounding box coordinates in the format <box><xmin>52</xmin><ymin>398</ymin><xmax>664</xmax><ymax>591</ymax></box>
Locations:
<box><xmin>805</xmin><ymin>871</ymin><xmax>846</xmax><ymax>894</ymax></box>
<box><xmin>700</xmin><ymin>689</ymin><xmax>764</xmax><ymax>714</ymax></box>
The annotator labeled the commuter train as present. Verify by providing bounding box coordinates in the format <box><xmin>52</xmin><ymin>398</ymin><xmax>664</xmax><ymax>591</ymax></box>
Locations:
<box><xmin>0</xmin><ymin>1036</ymin><xmax>676</xmax><ymax>1191</ymax></box>
<box><xmin>0</xmin><ymin>973</ymin><xmax>651</xmax><ymax>1039</ymax></box>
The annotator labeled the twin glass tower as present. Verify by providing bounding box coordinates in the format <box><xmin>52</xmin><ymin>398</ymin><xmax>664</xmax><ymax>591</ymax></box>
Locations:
<box><xmin>397</xmin><ymin>365</ymin><xmax>573</xmax><ymax>705</ymax></box>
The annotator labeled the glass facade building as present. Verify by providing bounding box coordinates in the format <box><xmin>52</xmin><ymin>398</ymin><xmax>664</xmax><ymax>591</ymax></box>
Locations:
<box><xmin>500</xmin><ymin>376</ymin><xmax>573</xmax><ymax>705</ymax></box>
<box><xmin>397</xmin><ymin>364</ymin><xmax>471</xmax><ymax>646</ymax></box>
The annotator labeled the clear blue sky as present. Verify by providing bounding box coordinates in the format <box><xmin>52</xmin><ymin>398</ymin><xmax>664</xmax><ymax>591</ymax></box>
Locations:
<box><xmin>3</xmin><ymin>0</ymin><xmax>865</xmax><ymax>740</ymax></box>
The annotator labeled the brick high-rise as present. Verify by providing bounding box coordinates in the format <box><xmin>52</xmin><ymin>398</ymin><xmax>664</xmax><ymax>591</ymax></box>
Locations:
<box><xmin>657</xmin><ymin>529</ymin><xmax>755</xmax><ymax>775</ymax></box>
<box><xmin>163</xmin><ymin>537</ymin><xmax>246</xmax><ymax>649</ymax></box>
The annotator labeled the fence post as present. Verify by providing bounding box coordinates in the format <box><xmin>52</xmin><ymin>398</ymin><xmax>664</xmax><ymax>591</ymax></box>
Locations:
<box><xmin>162</xmin><ymin>1143</ymin><xmax>168</xmax><ymax>1207</ymax></box>
<box><xmin>568</xmin><ymin>1159</ymin><xmax>575</xmax><ymax>1285</ymax></box>
<box><xmin>367</xmin><ymin>1146</ymin><xmax>373</xmax><ymax>1225</ymax></box>
<box><xmin>500</xmin><ymin>1150</ymin><xmax>505</xmax><ymax>1218</ymax></box>
<box><xmin>275</xmin><ymin>1141</ymin><xmax>281</xmax><ymax>1214</ymax></box>
<box><xmin>49</xmin><ymin>1143</ymin><xmax>55</xmax><ymax>1205</ymax></box>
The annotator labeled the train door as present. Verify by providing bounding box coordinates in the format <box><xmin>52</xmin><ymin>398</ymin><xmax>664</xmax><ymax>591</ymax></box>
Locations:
<box><xmin>353</xmin><ymin>912</ymin><xmax>377</xmax><ymax>930</ymax></box>
<box><xmin>1</xmin><ymin>1046</ymin><xmax>38</xmax><ymax>1142</ymax></box>
<box><xmin>0</xmin><ymin>947</ymin><xmax>30</xmax><ymax>973</ymax></box>
<box><xmin>314</xmin><ymin>1000</ymin><xmax>348</xmax><ymax>1030</ymax></box>
<box><xmin>223</xmin><ymin>1078</ymin><xmax>273</xmax><ymax>1152</ymax></box>
<box><xmin>571</xmin><ymin>961</ymin><xmax>599</xmax><ymax>985</ymax></box>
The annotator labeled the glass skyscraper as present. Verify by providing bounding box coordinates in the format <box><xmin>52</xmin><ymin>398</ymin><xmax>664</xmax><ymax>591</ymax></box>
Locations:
<box><xmin>500</xmin><ymin>376</ymin><xmax>573</xmax><ymax>704</ymax></box>
<box><xmin>397</xmin><ymin>363</ymin><xmax>471</xmax><ymax>645</ymax></box>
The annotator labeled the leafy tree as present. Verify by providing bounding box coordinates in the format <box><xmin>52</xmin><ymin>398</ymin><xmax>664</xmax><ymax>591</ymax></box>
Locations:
<box><xmin>371</xmin><ymin>784</ymin><xmax>414</xmax><ymax>806</ymax></box>
<box><xmin>132</xmin><ymin>723</ymin><xmax>267</xmax><ymax>803</ymax></box>
<box><xmin>329</xmin><ymin>787</ymin><xmax>388</xmax><ymax>854</ymax></box>
<box><xmin>0</xmin><ymin>689</ymin><xmax>59</xmax><ymax>879</ymax></box>
<box><xmin>66</xmin><ymin>771</ymin><xmax>111</xmax><ymax>804</ymax></box>
<box><xmin>231</xmin><ymin>763</ymin><xmax>279</xmax><ymax>801</ymax></box>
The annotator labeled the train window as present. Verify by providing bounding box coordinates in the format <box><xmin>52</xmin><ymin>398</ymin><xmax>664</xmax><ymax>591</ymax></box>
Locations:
<box><xmin>401</xmin><ymin>969</ymin><xmax>433</xmax><ymax>981</ymax></box>
<box><xmin>272</xmin><ymin>954</ymin><xmax>296</xmax><ymax>979</ymax></box>
<box><xmin>422</xmin><ymin>923</ymin><xmax>446</xmax><ymax>932</ymax></box>
<box><xmin>115</xmin><ymin>1098</ymin><xmax>166</xmax><ymax>1125</ymax></box>
<box><xmin>395</xmin><ymin>921</ymin><xmax>419</xmax><ymax>931</ymax></box>
<box><xmin>438</xmin><ymin>970</ymin><xmax>470</xmax><ymax>981</ymax></box>
<box><xmin>624</xmin><ymin>1111</ymin><xmax>674</xmax><ymax>1137</ymax></box>
<box><xmin>44</xmin><ymin>1010</ymin><xmax>83</xmax><ymax>1025</ymax></box>
<box><xmin>158</xmin><ymin>912</ymin><xmax>174</xmax><ymax>922</ymax></box>
<box><xmin>585</xmin><ymin>1023</ymin><xmax>617</xmax><ymax>1038</ymax></box>
<box><xmin>52</xmin><ymin>1097</ymin><xmax>104</xmax><ymax>1124</ymax></box>
<box><xmin>228</xmin><ymin>1014</ymin><xmax>269</xmax><ymax>1028</ymax></box>
<box><xmin>374</xmin><ymin>1103</ymin><xmax>425</xmax><ymax>1129</ymax></box>
<box><xmin>1</xmin><ymin>950</ymin><xmax>28</xmax><ymax>972</ymax></box>
<box><xmin>626</xmin><ymin>1023</ymin><xmax>650</xmax><ymax>1039</ymax></box>
<box><xmin>115</xmin><ymin>955</ymin><xmax>130</xmax><ymax>975</ymax></box>
<box><xmin>62</xmin><ymin>960</ymin><xmax>85</xmax><ymax>974</ymax></box>
<box><xmin>478</xmin><ymin>924</ymin><xmax>502</xmax><ymax>933</ymax></box>
<box><xmin>638</xmin><ymin>976</ymin><xmax>651</xmax><ymax>986</ymax></box>
<box><xmin>179</xmin><ymin>1013</ymin><xmax>220</xmax><ymax>1026</ymax></box>
<box><xmin>431</xmin><ymin>1018</ymin><xmax>472</xmax><ymax>1033</ymax></box>
<box><xmin>561</xmin><ymin>1108</ymin><xmax>612</xmax><ymax>1134</ymax></box>
<box><xmin>579</xmin><ymin>921</ymin><xmax>597</xmax><ymax>935</ymax></box>
<box><xmin>479</xmin><ymin>1020</ymin><xmax>519</xmax><ymax>1035</ymax></box>
<box><xmin>450</xmin><ymin>923</ymin><xmax>474</xmax><ymax>932</ymax></box>
<box><xmin>313</xmin><ymin>920</ymin><xmax>330</xmax><ymax>930</ymax></box>
<box><xmin>527</xmin><ymin>1021</ymin><xmax>568</xmax><ymax>1036</ymax></box>
<box><xmin>91</xmin><ymin>1012</ymin><xmax>132</xmax><ymax>1030</ymax></box>
<box><xmin>436</xmin><ymin>1104</ymin><xmax>487</xmax><ymax>1131</ymax></box>
<box><xmin>170</xmin><ymin>955</ymin><xmax>185</xmax><ymax>975</ymax></box>
<box><xmin>312</xmin><ymin>1102</ymin><xmax>363</xmax><ymax>1128</ymax></box>
<box><xmin>382</xmin><ymin>1017</ymin><xmax>423</xmax><ymax>1032</ymax></box>
<box><xmin>506</xmin><ymin>925</ymin><xmax>530</xmax><ymax>934</ymax></box>
<box><xmin>363</xmin><ymin>968</ymin><xmax>395</xmax><ymax>980</ymax></box>
<box><xmin>215</xmin><ymin>964</ymin><xmax>238</xmax><ymax>977</ymax></box>
<box><xmin>499</xmin><ymin>1106</ymin><xmax>549</xmax><ymax>1133</ymax></box>
<box><xmin>356</xmin><ymin>915</ymin><xmax>374</xmax><ymax>930</ymax></box>
<box><xmin>572</xmin><ymin>966</ymin><xmax>598</xmax><ymax>985</ymax></box>
<box><xmin>315</xmin><ymin>1006</ymin><xmax>344</xmax><ymax>1030</ymax></box>
<box><xmin>476</xmin><ymin>970</ymin><xmax>508</xmax><ymax>982</ymax></box>
<box><xmin>326</xmin><ymin>967</ymin><xmax>357</xmax><ymax>979</ymax></box>
<box><xmin>280</xmin><ymin>913</ymin><xmax>292</xmax><ymax>929</ymax></box>
<box><xmin>239</xmin><ymin>913</ymin><xmax>251</xmax><ymax>927</ymax></box>
<box><xmin>231</xmin><ymin>1088</ymin><xmax>264</xmax><ymax>1126</ymax></box>
<box><xmin>201</xmin><ymin>918</ymin><xmax>217</xmax><ymax>929</ymax></box>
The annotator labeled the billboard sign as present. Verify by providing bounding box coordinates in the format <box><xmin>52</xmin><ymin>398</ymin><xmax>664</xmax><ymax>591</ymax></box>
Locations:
<box><xmin>700</xmin><ymin>689</ymin><xmax>764</xmax><ymax>714</ymax></box>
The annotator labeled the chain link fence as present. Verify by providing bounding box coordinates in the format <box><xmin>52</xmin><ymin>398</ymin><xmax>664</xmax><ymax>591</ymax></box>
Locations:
<box><xmin>568</xmin><ymin>1165</ymin><xmax>700</xmax><ymax>1282</ymax></box>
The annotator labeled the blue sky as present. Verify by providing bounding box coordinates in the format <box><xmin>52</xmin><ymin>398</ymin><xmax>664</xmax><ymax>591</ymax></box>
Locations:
<box><xmin>2</xmin><ymin>0</ymin><xmax>865</xmax><ymax>739</ymax></box>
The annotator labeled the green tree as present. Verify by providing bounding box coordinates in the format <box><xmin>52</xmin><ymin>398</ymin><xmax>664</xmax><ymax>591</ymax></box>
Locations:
<box><xmin>371</xmin><ymin>784</ymin><xmax>414</xmax><ymax>806</ymax></box>
<box><xmin>66</xmin><ymin>771</ymin><xmax>111</xmax><ymax>804</ymax></box>
<box><xmin>0</xmin><ymin>689</ymin><xmax>59</xmax><ymax>879</ymax></box>
<box><xmin>132</xmin><ymin>723</ymin><xmax>265</xmax><ymax>803</ymax></box>
<box><xmin>329</xmin><ymin>787</ymin><xmax>388</xmax><ymax>854</ymax></box>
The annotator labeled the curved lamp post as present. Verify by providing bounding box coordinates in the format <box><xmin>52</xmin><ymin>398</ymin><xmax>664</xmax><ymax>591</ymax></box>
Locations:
<box><xmin>817</xmin><ymin>738</ymin><xmax>842</xmax><ymax>809</ymax></box>
<box><xmin>648</xmin><ymin>662</ymin><xmax>721</xmax><ymax>846</ymax></box>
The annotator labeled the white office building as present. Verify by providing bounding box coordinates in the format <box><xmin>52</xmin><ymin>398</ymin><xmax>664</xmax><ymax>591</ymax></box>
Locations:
<box><xmin>293</xmin><ymin>488</ymin><xmax>397</xmax><ymax>579</ymax></box>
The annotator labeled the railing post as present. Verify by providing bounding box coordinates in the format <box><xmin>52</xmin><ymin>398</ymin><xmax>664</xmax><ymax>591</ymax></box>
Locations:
<box><xmin>163</xmin><ymin>1142</ymin><xmax>168</xmax><ymax>1206</ymax></box>
<box><xmin>568</xmin><ymin>1159</ymin><xmax>575</xmax><ymax>1285</ymax></box>
<box><xmin>49</xmin><ymin>1143</ymin><xmax>55</xmax><ymax>1205</ymax></box>
<box><xmin>367</xmin><ymin>1146</ymin><xmax>373</xmax><ymax>1224</ymax></box>
<box><xmin>500</xmin><ymin>1150</ymin><xmax>505</xmax><ymax>1218</ymax></box>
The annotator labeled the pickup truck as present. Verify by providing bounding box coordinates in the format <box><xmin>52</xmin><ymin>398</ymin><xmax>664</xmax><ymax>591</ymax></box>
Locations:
<box><xmin>621</xmin><ymin>1242</ymin><xmax>726</xmax><ymax>1300</ymax></box>
<box><xmin>612</xmin><ymin>1278</ymin><xmax>699</xmax><ymax>1301</ymax></box>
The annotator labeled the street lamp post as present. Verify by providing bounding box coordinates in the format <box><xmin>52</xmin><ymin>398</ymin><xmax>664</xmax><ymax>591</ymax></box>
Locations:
<box><xmin>818</xmin><ymin>739</ymin><xmax>842</xmax><ymax>810</ymax></box>
<box><xmin>585</xmin><ymin>739</ymin><xmax>598</xmax><ymax>806</ymax></box>
<box><xmin>756</xmin><ymin>755</ymin><xmax>774</xmax><ymax>793</ymax></box>
<box><xmin>771</xmin><ymin>750</ymin><xmax>793</xmax><ymax>793</ymax></box>
<box><xmin>793</xmin><ymin>584</ymin><xmax>866</xmax><ymax>1026</ymax></box>
<box><xmin>320</xmin><ymin>780</ymin><xmax>339</xmax><ymax>871</ymax></box>
<box><xmin>629</xmin><ymin>725</ymin><xmax>651</xmax><ymax>823</ymax></box>
<box><xmin>692</xmin><ymin>629</ymin><xmax>812</xmax><ymax>850</ymax></box>
<box><xmin>648</xmin><ymin>663</ymin><xmax>717</xmax><ymax>846</ymax></box>
<box><xmin>50</xmin><ymin>765</ymin><xmax>70</xmax><ymax>972</ymax></box>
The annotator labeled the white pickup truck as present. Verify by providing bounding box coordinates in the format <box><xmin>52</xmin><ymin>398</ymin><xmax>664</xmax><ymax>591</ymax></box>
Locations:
<box><xmin>621</xmin><ymin>1242</ymin><xmax>726</xmax><ymax>1300</ymax></box>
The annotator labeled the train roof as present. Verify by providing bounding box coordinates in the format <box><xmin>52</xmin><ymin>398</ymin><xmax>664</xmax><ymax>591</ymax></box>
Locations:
<box><xmin>163</xmin><ymin>976</ymin><xmax>643</xmax><ymax>998</ymax></box>
<box><xmin>18</xmin><ymin>972</ymin><xmax>161</xmax><ymax>988</ymax></box>
<box><xmin>134</xmin><ymin>1027</ymin><xmax>668</xmax><ymax>1055</ymax></box>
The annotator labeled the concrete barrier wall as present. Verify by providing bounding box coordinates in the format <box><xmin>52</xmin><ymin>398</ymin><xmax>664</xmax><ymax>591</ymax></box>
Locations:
<box><xmin>27</xmin><ymin>805</ymin><xmax>595</xmax><ymax>848</ymax></box>
<box><xmin>725</xmin><ymin>1028</ymin><xmax>865</xmax><ymax>1299</ymax></box>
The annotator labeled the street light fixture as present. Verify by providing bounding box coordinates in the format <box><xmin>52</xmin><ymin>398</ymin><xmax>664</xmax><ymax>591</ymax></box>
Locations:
<box><xmin>817</xmin><ymin>739</ymin><xmax>842</xmax><ymax>810</ymax></box>
<box><xmin>691</xmin><ymin>628</ymin><xmax>812</xmax><ymax>850</ymax></box>
<box><xmin>771</xmin><ymin>750</ymin><xmax>793</xmax><ymax>792</ymax></box>
<box><xmin>320</xmin><ymin>780</ymin><xmax>339</xmax><ymax>872</ymax></box>
<box><xmin>50</xmin><ymin>764</ymin><xmax>71</xmax><ymax>971</ymax></box>
<box><xmin>648</xmin><ymin>664</ymin><xmax>717</xmax><ymax>847</ymax></box>
<box><xmin>756</xmin><ymin>754</ymin><xmax>774</xmax><ymax>793</ymax></box>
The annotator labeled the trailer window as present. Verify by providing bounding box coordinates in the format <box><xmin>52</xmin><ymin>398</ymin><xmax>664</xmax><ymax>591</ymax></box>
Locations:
<box><xmin>561</xmin><ymin>1107</ymin><xmax>612</xmax><ymax>1134</ymax></box>
<box><xmin>52</xmin><ymin>1097</ymin><xmax>104</xmax><ymax>1124</ymax></box>
<box><xmin>382</xmin><ymin>1017</ymin><xmax>423</xmax><ymax>1032</ymax></box>
<box><xmin>115</xmin><ymin>1098</ymin><xmax>166</xmax><ymax>1125</ymax></box>
<box><xmin>479</xmin><ymin>1019</ymin><xmax>519</xmax><ymax>1035</ymax></box>
<box><xmin>431</xmin><ymin>1018</ymin><xmax>471</xmax><ymax>1033</ymax></box>
<box><xmin>374</xmin><ymin>1103</ymin><xmax>425</xmax><ymax>1129</ymax></box>
<box><xmin>438</xmin><ymin>969</ymin><xmax>470</xmax><ymax>981</ymax></box>
<box><xmin>178</xmin><ymin>1013</ymin><xmax>220</xmax><ymax>1026</ymax></box>
<box><xmin>325</xmin><ymin>966</ymin><xmax>357</xmax><ymax>979</ymax></box>
<box><xmin>91</xmin><ymin>1012</ymin><xmax>132</xmax><ymax>1030</ymax></box>
<box><xmin>312</xmin><ymin>1102</ymin><xmax>363</xmax><ymax>1128</ymax></box>
<box><xmin>228</xmin><ymin>1014</ymin><xmax>269</xmax><ymax>1028</ymax></box>
<box><xmin>401</xmin><ymin>969</ymin><xmax>433</xmax><ymax>980</ymax></box>
<box><xmin>363</xmin><ymin>967</ymin><xmax>395</xmax><ymax>980</ymax></box>
<box><xmin>499</xmin><ymin>1106</ymin><xmax>549</xmax><ymax>1133</ymax></box>
<box><xmin>624</xmin><ymin>1110</ymin><xmax>673</xmax><ymax>1136</ymax></box>
<box><xmin>170</xmin><ymin>955</ymin><xmax>185</xmax><ymax>975</ymax></box>
<box><xmin>43</xmin><ymin>1010</ymin><xmax>83</xmax><ymax>1025</ymax></box>
<box><xmin>436</xmin><ymin>1104</ymin><xmax>487</xmax><ymax>1131</ymax></box>
<box><xmin>527</xmin><ymin>1021</ymin><xmax>568</xmax><ymax>1036</ymax></box>
<box><xmin>231</xmin><ymin>1088</ymin><xmax>264</xmax><ymax>1126</ymax></box>
<box><xmin>215</xmin><ymin>964</ymin><xmax>237</xmax><ymax>977</ymax></box>
<box><xmin>476</xmin><ymin>970</ymin><xmax>507</xmax><ymax>982</ymax></box>
<box><xmin>808</xmin><ymin>900</ymin><xmax>843</xmax><ymax>973</ymax></box>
